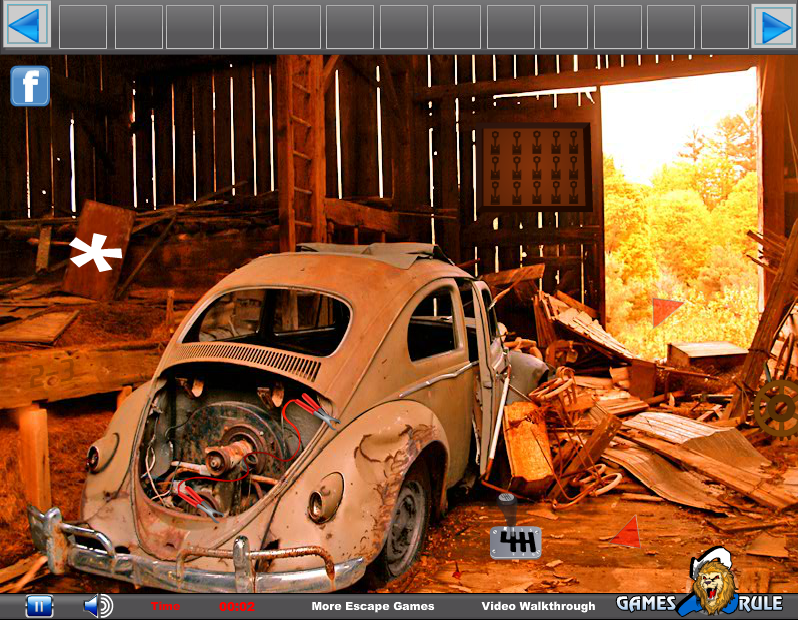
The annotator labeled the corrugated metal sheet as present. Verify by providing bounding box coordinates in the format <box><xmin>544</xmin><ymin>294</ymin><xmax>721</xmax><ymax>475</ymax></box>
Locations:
<box><xmin>623</xmin><ymin>412</ymin><xmax>769</xmax><ymax>474</ymax></box>
<box><xmin>604</xmin><ymin>446</ymin><xmax>726</xmax><ymax>512</ymax></box>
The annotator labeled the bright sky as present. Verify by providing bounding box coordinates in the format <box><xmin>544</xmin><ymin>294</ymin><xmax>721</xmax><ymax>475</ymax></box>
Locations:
<box><xmin>601</xmin><ymin>68</ymin><xmax>757</xmax><ymax>185</ymax></box>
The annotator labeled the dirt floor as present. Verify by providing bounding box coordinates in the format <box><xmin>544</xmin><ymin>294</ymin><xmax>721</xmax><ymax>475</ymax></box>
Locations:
<box><xmin>0</xmin><ymin>400</ymin><xmax>115</xmax><ymax>567</ymax></box>
<box><xmin>8</xmin><ymin>443</ymin><xmax>796</xmax><ymax>595</ymax></box>
<box><xmin>381</xmin><ymin>494</ymin><xmax>796</xmax><ymax>594</ymax></box>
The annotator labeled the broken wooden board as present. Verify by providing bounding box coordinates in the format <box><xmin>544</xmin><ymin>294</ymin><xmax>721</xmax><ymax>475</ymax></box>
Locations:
<box><xmin>549</xmin><ymin>406</ymin><xmax>622</xmax><ymax>500</ymax></box>
<box><xmin>623</xmin><ymin>411</ymin><xmax>770</xmax><ymax>474</ymax></box>
<box><xmin>0</xmin><ymin>340</ymin><xmax>163</xmax><ymax>409</ymax></box>
<box><xmin>0</xmin><ymin>306</ymin><xmax>49</xmax><ymax>325</ymax></box>
<box><xmin>604</xmin><ymin>445</ymin><xmax>726</xmax><ymax>511</ymax></box>
<box><xmin>707</xmin><ymin>516</ymin><xmax>792</xmax><ymax>534</ymax></box>
<box><xmin>746</xmin><ymin>533</ymin><xmax>789</xmax><ymax>558</ymax></box>
<box><xmin>502</xmin><ymin>401</ymin><xmax>554</xmax><ymax>496</ymax></box>
<box><xmin>623</xmin><ymin>434</ymin><xmax>798</xmax><ymax>511</ymax></box>
<box><xmin>596</xmin><ymin>393</ymin><xmax>649</xmax><ymax>416</ymax></box>
<box><xmin>0</xmin><ymin>310</ymin><xmax>78</xmax><ymax>344</ymax></box>
<box><xmin>62</xmin><ymin>200</ymin><xmax>136</xmax><ymax>301</ymax></box>
<box><xmin>554</xmin><ymin>290</ymin><xmax>598</xmax><ymax>319</ymax></box>
<box><xmin>553</xmin><ymin>306</ymin><xmax>637</xmax><ymax>362</ymax></box>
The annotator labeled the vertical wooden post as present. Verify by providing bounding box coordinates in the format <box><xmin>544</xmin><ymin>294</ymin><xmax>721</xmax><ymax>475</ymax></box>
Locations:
<box><xmin>35</xmin><ymin>227</ymin><xmax>52</xmax><ymax>272</ymax></box>
<box><xmin>725</xmin><ymin>220</ymin><xmax>798</xmax><ymax>419</ymax></box>
<box><xmin>13</xmin><ymin>405</ymin><xmax>51</xmax><ymax>510</ymax></box>
<box><xmin>309</xmin><ymin>56</ymin><xmax>327</xmax><ymax>242</ymax></box>
<box><xmin>275</xmin><ymin>57</ymin><xmax>296</xmax><ymax>252</ymax></box>
<box><xmin>165</xmin><ymin>289</ymin><xmax>175</xmax><ymax>334</ymax></box>
<box><xmin>758</xmin><ymin>56</ymin><xmax>786</xmax><ymax>299</ymax></box>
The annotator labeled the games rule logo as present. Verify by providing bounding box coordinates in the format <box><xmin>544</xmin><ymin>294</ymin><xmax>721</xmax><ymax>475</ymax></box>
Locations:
<box><xmin>676</xmin><ymin>546</ymin><xmax>738</xmax><ymax>616</ymax></box>
<box><xmin>616</xmin><ymin>545</ymin><xmax>785</xmax><ymax>614</ymax></box>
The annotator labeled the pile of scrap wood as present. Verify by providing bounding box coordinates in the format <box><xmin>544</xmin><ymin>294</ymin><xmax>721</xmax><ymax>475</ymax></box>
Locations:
<box><xmin>0</xmin><ymin>182</ymin><xmax>277</xmax><ymax>302</ymax></box>
<box><xmin>491</xmin><ymin>278</ymin><xmax>798</xmax><ymax>519</ymax></box>
<box><xmin>494</xmin><ymin>366</ymin><xmax>798</xmax><ymax>514</ymax></box>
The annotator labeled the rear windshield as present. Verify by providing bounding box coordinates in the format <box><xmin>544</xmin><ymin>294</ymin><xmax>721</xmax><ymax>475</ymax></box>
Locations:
<box><xmin>185</xmin><ymin>288</ymin><xmax>350</xmax><ymax>356</ymax></box>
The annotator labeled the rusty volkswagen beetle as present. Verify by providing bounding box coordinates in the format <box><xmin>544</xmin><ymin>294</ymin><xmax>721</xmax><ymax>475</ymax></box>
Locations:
<box><xmin>28</xmin><ymin>243</ymin><xmax>547</xmax><ymax>592</ymax></box>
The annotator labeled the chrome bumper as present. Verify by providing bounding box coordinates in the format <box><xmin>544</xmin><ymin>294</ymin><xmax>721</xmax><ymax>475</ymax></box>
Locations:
<box><xmin>28</xmin><ymin>506</ymin><xmax>365</xmax><ymax>593</ymax></box>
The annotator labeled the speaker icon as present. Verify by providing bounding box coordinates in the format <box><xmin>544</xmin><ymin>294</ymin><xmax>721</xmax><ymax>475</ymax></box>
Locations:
<box><xmin>84</xmin><ymin>595</ymin><xmax>98</xmax><ymax>618</ymax></box>
<box><xmin>84</xmin><ymin>594</ymin><xmax>113</xmax><ymax>618</ymax></box>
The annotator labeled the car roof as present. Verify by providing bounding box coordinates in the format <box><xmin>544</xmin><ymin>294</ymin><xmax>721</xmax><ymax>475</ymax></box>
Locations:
<box><xmin>297</xmin><ymin>242</ymin><xmax>455</xmax><ymax>269</ymax></box>
<box><xmin>207</xmin><ymin>243</ymin><xmax>473</xmax><ymax>301</ymax></box>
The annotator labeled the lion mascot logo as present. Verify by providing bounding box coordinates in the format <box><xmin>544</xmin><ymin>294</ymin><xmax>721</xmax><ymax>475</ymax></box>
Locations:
<box><xmin>676</xmin><ymin>546</ymin><xmax>739</xmax><ymax>616</ymax></box>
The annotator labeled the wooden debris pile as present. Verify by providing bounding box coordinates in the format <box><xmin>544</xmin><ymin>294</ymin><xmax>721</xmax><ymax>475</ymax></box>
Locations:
<box><xmin>491</xmin><ymin>276</ymin><xmax>798</xmax><ymax>525</ymax></box>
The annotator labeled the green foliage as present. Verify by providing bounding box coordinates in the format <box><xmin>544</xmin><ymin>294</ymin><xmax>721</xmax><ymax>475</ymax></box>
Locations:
<box><xmin>604</xmin><ymin>107</ymin><xmax>759</xmax><ymax>361</ymax></box>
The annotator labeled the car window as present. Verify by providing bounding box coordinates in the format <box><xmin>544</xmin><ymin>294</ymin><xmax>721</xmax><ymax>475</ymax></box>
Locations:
<box><xmin>187</xmin><ymin>288</ymin><xmax>350</xmax><ymax>356</ymax></box>
<box><xmin>407</xmin><ymin>287</ymin><xmax>457</xmax><ymax>362</ymax></box>
<box><xmin>482</xmin><ymin>289</ymin><xmax>500</xmax><ymax>342</ymax></box>
<box><xmin>196</xmin><ymin>290</ymin><xmax>266</xmax><ymax>342</ymax></box>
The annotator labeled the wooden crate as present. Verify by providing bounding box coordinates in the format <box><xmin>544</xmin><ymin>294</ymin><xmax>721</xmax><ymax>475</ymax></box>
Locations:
<box><xmin>667</xmin><ymin>341</ymin><xmax>748</xmax><ymax>372</ymax></box>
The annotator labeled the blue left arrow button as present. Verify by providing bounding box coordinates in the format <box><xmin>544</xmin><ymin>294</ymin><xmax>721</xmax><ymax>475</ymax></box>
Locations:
<box><xmin>9</xmin><ymin>9</ymin><xmax>40</xmax><ymax>43</ymax></box>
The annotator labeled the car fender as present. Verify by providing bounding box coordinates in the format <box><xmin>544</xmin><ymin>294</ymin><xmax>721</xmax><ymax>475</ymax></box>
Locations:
<box><xmin>263</xmin><ymin>399</ymin><xmax>450</xmax><ymax>572</ymax></box>
<box><xmin>81</xmin><ymin>381</ymin><xmax>153</xmax><ymax>521</ymax></box>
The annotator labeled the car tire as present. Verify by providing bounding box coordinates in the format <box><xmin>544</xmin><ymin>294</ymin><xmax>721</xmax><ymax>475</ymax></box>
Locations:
<box><xmin>364</xmin><ymin>458</ymin><xmax>432</xmax><ymax>588</ymax></box>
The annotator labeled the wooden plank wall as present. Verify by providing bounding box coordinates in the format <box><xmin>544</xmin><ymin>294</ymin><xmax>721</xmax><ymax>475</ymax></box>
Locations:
<box><xmin>0</xmin><ymin>56</ymin><xmax>277</xmax><ymax>221</ymax></box>
<box><xmin>323</xmin><ymin>56</ymin><xmax>397</xmax><ymax>244</ymax></box>
<box><xmin>416</xmin><ymin>54</ymin><xmax>607</xmax><ymax>320</ymax></box>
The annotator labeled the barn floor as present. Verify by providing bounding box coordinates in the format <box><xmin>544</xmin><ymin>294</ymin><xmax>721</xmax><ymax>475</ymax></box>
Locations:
<box><xmin>9</xmin><ymin>424</ymin><xmax>796</xmax><ymax>595</ymax></box>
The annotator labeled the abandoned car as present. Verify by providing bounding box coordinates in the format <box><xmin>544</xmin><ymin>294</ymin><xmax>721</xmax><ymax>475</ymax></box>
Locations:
<box><xmin>28</xmin><ymin>243</ymin><xmax>547</xmax><ymax>593</ymax></box>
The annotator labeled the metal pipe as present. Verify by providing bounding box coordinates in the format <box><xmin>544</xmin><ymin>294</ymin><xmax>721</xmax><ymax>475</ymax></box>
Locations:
<box><xmin>485</xmin><ymin>366</ymin><xmax>512</xmax><ymax>476</ymax></box>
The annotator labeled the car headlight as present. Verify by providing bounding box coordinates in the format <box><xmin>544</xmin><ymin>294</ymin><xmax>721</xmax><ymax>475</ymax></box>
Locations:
<box><xmin>307</xmin><ymin>472</ymin><xmax>344</xmax><ymax>524</ymax></box>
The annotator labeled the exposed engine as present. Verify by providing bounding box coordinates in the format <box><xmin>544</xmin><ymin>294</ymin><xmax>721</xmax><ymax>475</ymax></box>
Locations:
<box><xmin>137</xmin><ymin>363</ymin><xmax>325</xmax><ymax>520</ymax></box>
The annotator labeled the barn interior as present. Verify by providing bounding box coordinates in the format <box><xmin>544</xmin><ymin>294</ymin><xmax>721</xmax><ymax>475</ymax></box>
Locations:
<box><xmin>1</xmin><ymin>53</ymin><xmax>798</xmax><ymax>594</ymax></box>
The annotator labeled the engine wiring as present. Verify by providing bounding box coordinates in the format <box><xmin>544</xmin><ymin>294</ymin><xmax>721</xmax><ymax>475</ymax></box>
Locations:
<box><xmin>172</xmin><ymin>398</ymin><xmax>305</xmax><ymax>512</ymax></box>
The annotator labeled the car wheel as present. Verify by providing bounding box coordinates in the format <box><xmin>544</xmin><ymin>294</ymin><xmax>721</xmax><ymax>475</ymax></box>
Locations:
<box><xmin>364</xmin><ymin>459</ymin><xmax>432</xmax><ymax>588</ymax></box>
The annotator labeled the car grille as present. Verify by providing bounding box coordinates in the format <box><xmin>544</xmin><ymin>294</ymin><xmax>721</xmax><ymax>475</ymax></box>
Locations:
<box><xmin>167</xmin><ymin>342</ymin><xmax>322</xmax><ymax>383</ymax></box>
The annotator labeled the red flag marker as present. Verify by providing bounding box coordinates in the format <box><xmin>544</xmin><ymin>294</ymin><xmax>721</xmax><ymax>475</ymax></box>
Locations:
<box><xmin>610</xmin><ymin>515</ymin><xmax>641</xmax><ymax>548</ymax></box>
<box><xmin>652</xmin><ymin>298</ymin><xmax>684</xmax><ymax>328</ymax></box>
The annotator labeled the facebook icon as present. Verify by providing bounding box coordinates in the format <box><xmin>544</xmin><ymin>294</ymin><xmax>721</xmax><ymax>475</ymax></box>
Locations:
<box><xmin>10</xmin><ymin>65</ymin><xmax>50</xmax><ymax>107</ymax></box>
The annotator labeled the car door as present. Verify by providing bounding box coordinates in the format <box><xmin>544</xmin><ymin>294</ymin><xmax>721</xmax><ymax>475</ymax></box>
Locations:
<box><xmin>470</xmin><ymin>280</ymin><xmax>508</xmax><ymax>475</ymax></box>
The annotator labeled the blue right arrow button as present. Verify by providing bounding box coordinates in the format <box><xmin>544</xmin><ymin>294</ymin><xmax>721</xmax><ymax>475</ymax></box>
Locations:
<box><xmin>763</xmin><ymin>11</ymin><xmax>791</xmax><ymax>43</ymax></box>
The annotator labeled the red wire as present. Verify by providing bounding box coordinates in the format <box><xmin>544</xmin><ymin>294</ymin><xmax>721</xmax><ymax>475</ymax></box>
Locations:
<box><xmin>176</xmin><ymin>399</ymin><xmax>303</xmax><ymax>501</ymax></box>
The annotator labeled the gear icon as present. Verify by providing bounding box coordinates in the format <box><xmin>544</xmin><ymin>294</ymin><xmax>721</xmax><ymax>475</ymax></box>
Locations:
<box><xmin>753</xmin><ymin>380</ymin><xmax>798</xmax><ymax>439</ymax></box>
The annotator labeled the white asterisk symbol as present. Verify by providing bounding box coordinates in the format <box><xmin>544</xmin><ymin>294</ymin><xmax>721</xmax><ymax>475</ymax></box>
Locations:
<box><xmin>69</xmin><ymin>234</ymin><xmax>123</xmax><ymax>273</ymax></box>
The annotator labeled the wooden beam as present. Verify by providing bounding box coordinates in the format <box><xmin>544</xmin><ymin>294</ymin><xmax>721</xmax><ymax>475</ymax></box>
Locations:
<box><xmin>275</xmin><ymin>57</ymin><xmax>296</xmax><ymax>252</ymax></box>
<box><xmin>462</xmin><ymin>223</ymin><xmax>601</xmax><ymax>246</ymax></box>
<box><xmin>725</xmin><ymin>220</ymin><xmax>798</xmax><ymax>419</ymax></box>
<box><xmin>0</xmin><ymin>340</ymin><xmax>163</xmax><ymax>410</ymax></box>
<box><xmin>12</xmin><ymin>406</ymin><xmax>51</xmax><ymax>510</ymax></box>
<box><xmin>758</xmin><ymin>56</ymin><xmax>787</xmax><ymax>297</ymax></box>
<box><xmin>322</xmin><ymin>55</ymin><xmax>342</xmax><ymax>92</ymax></box>
<box><xmin>310</xmin><ymin>56</ymin><xmax>327</xmax><ymax>242</ymax></box>
<box><xmin>35</xmin><ymin>227</ymin><xmax>51</xmax><ymax>272</ymax></box>
<box><xmin>416</xmin><ymin>55</ymin><xmax>758</xmax><ymax>102</ymax></box>
<box><xmin>379</xmin><ymin>56</ymin><xmax>407</xmax><ymax>137</ymax></box>
<box><xmin>481</xmin><ymin>264</ymin><xmax>545</xmax><ymax>289</ymax></box>
<box><xmin>324</xmin><ymin>198</ymin><xmax>401</xmax><ymax>236</ymax></box>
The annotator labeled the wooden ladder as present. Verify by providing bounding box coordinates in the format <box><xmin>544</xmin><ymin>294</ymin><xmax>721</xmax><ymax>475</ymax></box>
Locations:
<box><xmin>275</xmin><ymin>56</ymin><xmax>326</xmax><ymax>252</ymax></box>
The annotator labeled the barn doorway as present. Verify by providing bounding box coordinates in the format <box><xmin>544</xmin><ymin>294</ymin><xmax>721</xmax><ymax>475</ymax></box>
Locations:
<box><xmin>600</xmin><ymin>69</ymin><xmax>759</xmax><ymax>361</ymax></box>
